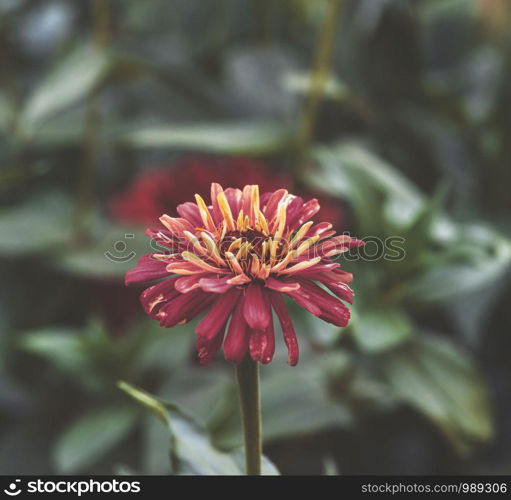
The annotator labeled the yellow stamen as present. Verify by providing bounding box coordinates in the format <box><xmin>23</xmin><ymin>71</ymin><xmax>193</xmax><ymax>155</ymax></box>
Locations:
<box><xmin>269</xmin><ymin>236</ymin><xmax>281</xmax><ymax>265</ymax></box>
<box><xmin>217</xmin><ymin>191</ymin><xmax>235</xmax><ymax>231</ymax></box>
<box><xmin>227</xmin><ymin>274</ymin><xmax>251</xmax><ymax>285</ymax></box>
<box><xmin>274</xmin><ymin>202</ymin><xmax>287</xmax><ymax>241</ymax></box>
<box><xmin>278</xmin><ymin>256</ymin><xmax>322</xmax><ymax>275</ymax></box>
<box><xmin>290</xmin><ymin>221</ymin><xmax>314</xmax><ymax>248</ymax></box>
<box><xmin>200</xmin><ymin>232</ymin><xmax>225</xmax><ymax>265</ymax></box>
<box><xmin>227</xmin><ymin>237</ymin><xmax>243</xmax><ymax>253</ymax></box>
<box><xmin>153</xmin><ymin>253</ymin><xmax>179</xmax><ymax>261</ymax></box>
<box><xmin>182</xmin><ymin>231</ymin><xmax>209</xmax><ymax>257</ymax></box>
<box><xmin>250</xmin><ymin>255</ymin><xmax>260</xmax><ymax>276</ymax></box>
<box><xmin>182</xmin><ymin>251</ymin><xmax>224</xmax><ymax>273</ymax></box>
<box><xmin>295</xmin><ymin>235</ymin><xmax>320</xmax><ymax>257</ymax></box>
<box><xmin>258</xmin><ymin>263</ymin><xmax>271</xmax><ymax>280</ymax></box>
<box><xmin>160</xmin><ymin>214</ymin><xmax>185</xmax><ymax>234</ymax></box>
<box><xmin>250</xmin><ymin>185</ymin><xmax>260</xmax><ymax>226</ymax></box>
<box><xmin>271</xmin><ymin>250</ymin><xmax>296</xmax><ymax>273</ymax></box>
<box><xmin>194</xmin><ymin>194</ymin><xmax>216</xmax><ymax>232</ymax></box>
<box><xmin>258</xmin><ymin>210</ymin><xmax>269</xmax><ymax>234</ymax></box>
<box><xmin>261</xmin><ymin>240</ymin><xmax>269</xmax><ymax>261</ymax></box>
<box><xmin>225</xmin><ymin>251</ymin><xmax>244</xmax><ymax>275</ymax></box>
<box><xmin>165</xmin><ymin>263</ymin><xmax>203</xmax><ymax>275</ymax></box>
<box><xmin>236</xmin><ymin>241</ymin><xmax>253</xmax><ymax>262</ymax></box>
<box><xmin>237</xmin><ymin>209</ymin><xmax>245</xmax><ymax>231</ymax></box>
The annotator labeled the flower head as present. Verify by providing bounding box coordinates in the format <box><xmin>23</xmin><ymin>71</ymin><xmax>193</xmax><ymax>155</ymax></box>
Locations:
<box><xmin>126</xmin><ymin>183</ymin><xmax>363</xmax><ymax>365</ymax></box>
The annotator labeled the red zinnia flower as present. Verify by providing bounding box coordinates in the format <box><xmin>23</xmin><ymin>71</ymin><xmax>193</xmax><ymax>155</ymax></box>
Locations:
<box><xmin>126</xmin><ymin>183</ymin><xmax>362</xmax><ymax>366</ymax></box>
<box><xmin>110</xmin><ymin>156</ymin><xmax>344</xmax><ymax>230</ymax></box>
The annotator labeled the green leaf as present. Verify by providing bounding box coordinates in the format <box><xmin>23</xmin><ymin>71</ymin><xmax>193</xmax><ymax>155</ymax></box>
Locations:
<box><xmin>409</xmin><ymin>227</ymin><xmax>511</xmax><ymax>303</ymax></box>
<box><xmin>20</xmin><ymin>328</ymin><xmax>87</xmax><ymax>375</ymax></box>
<box><xmin>117</xmin><ymin>381</ymin><xmax>168</xmax><ymax>425</ymax></box>
<box><xmin>310</xmin><ymin>142</ymin><xmax>424</xmax><ymax>230</ymax></box>
<box><xmin>20</xmin><ymin>43</ymin><xmax>112</xmax><ymax>133</ymax></box>
<box><xmin>0</xmin><ymin>191</ymin><xmax>72</xmax><ymax>255</ymax></box>
<box><xmin>118</xmin><ymin>122</ymin><xmax>292</xmax><ymax>154</ymax></box>
<box><xmin>118</xmin><ymin>381</ymin><xmax>279</xmax><ymax>475</ymax></box>
<box><xmin>352</xmin><ymin>308</ymin><xmax>413</xmax><ymax>353</ymax></box>
<box><xmin>54</xmin><ymin>406</ymin><xmax>138</xmax><ymax>473</ymax></box>
<box><xmin>381</xmin><ymin>334</ymin><xmax>493</xmax><ymax>454</ymax></box>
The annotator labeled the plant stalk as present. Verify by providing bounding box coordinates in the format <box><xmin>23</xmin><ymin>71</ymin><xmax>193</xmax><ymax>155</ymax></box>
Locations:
<box><xmin>235</xmin><ymin>356</ymin><xmax>262</xmax><ymax>475</ymax></box>
<box><xmin>295</xmin><ymin>0</ymin><xmax>343</xmax><ymax>174</ymax></box>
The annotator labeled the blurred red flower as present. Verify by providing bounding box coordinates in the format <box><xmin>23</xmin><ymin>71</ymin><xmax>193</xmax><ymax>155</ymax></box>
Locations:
<box><xmin>110</xmin><ymin>156</ymin><xmax>344</xmax><ymax>230</ymax></box>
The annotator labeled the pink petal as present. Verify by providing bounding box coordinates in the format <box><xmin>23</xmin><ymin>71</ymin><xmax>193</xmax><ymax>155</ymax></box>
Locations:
<box><xmin>295</xmin><ymin>198</ymin><xmax>320</xmax><ymax>227</ymax></box>
<box><xmin>175</xmin><ymin>274</ymin><xmax>211</xmax><ymax>293</ymax></box>
<box><xmin>196</xmin><ymin>287</ymin><xmax>242</xmax><ymax>340</ymax></box>
<box><xmin>269</xmin><ymin>291</ymin><xmax>299</xmax><ymax>366</ymax></box>
<box><xmin>243</xmin><ymin>282</ymin><xmax>271</xmax><ymax>330</ymax></box>
<box><xmin>223</xmin><ymin>299</ymin><xmax>249</xmax><ymax>363</ymax></box>
<box><xmin>156</xmin><ymin>289</ymin><xmax>212</xmax><ymax>327</ymax></box>
<box><xmin>306</xmin><ymin>222</ymin><xmax>333</xmax><ymax>239</ymax></box>
<box><xmin>199</xmin><ymin>275</ymin><xmax>234</xmax><ymax>293</ymax></box>
<box><xmin>320</xmin><ymin>280</ymin><xmax>354</xmax><ymax>304</ymax></box>
<box><xmin>145</xmin><ymin>228</ymin><xmax>178</xmax><ymax>250</ymax></box>
<box><xmin>197</xmin><ymin>325</ymin><xmax>226</xmax><ymax>365</ymax></box>
<box><xmin>176</xmin><ymin>202</ymin><xmax>203</xmax><ymax>228</ymax></box>
<box><xmin>285</xmin><ymin>288</ymin><xmax>322</xmax><ymax>316</ymax></box>
<box><xmin>285</xmin><ymin>196</ymin><xmax>304</xmax><ymax>230</ymax></box>
<box><xmin>249</xmin><ymin>293</ymin><xmax>275</xmax><ymax>364</ymax></box>
<box><xmin>265</xmin><ymin>277</ymin><xmax>301</xmax><ymax>293</ymax></box>
<box><xmin>140</xmin><ymin>277</ymin><xmax>180</xmax><ymax>315</ymax></box>
<box><xmin>210</xmin><ymin>183</ymin><xmax>223</xmax><ymax>225</ymax></box>
<box><xmin>125</xmin><ymin>254</ymin><xmax>170</xmax><ymax>285</ymax></box>
<box><xmin>224</xmin><ymin>188</ymin><xmax>242</xmax><ymax>218</ymax></box>
<box><xmin>262</xmin><ymin>188</ymin><xmax>288</xmax><ymax>221</ymax></box>
<box><xmin>297</xmin><ymin>279</ymin><xmax>351</xmax><ymax>327</ymax></box>
<box><xmin>295</xmin><ymin>263</ymin><xmax>341</xmax><ymax>277</ymax></box>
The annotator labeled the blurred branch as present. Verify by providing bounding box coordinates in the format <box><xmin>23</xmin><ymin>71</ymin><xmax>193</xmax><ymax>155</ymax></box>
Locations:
<box><xmin>294</xmin><ymin>0</ymin><xmax>343</xmax><ymax>175</ymax></box>
<box><xmin>73</xmin><ymin>0</ymin><xmax>111</xmax><ymax>245</ymax></box>
<box><xmin>93</xmin><ymin>0</ymin><xmax>112</xmax><ymax>48</ymax></box>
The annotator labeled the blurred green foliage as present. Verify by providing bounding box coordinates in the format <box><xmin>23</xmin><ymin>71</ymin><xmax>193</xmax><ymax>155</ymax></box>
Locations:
<box><xmin>1</xmin><ymin>0</ymin><xmax>511</xmax><ymax>475</ymax></box>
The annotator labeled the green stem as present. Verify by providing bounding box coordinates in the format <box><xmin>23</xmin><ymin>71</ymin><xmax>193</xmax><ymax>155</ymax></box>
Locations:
<box><xmin>235</xmin><ymin>356</ymin><xmax>262</xmax><ymax>475</ymax></box>
<box><xmin>295</xmin><ymin>0</ymin><xmax>343</xmax><ymax>174</ymax></box>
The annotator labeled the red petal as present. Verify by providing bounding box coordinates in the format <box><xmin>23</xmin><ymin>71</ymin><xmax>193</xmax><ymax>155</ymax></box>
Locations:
<box><xmin>265</xmin><ymin>277</ymin><xmax>300</xmax><ymax>293</ymax></box>
<box><xmin>285</xmin><ymin>288</ymin><xmax>322</xmax><ymax>316</ymax></box>
<box><xmin>297</xmin><ymin>279</ymin><xmax>351</xmax><ymax>327</ymax></box>
<box><xmin>140</xmin><ymin>277</ymin><xmax>180</xmax><ymax>315</ymax></box>
<box><xmin>176</xmin><ymin>202</ymin><xmax>203</xmax><ymax>228</ymax></box>
<box><xmin>210</xmin><ymin>183</ymin><xmax>223</xmax><ymax>224</ymax></box>
<box><xmin>223</xmin><ymin>299</ymin><xmax>249</xmax><ymax>363</ymax></box>
<box><xmin>288</xmin><ymin>198</ymin><xmax>320</xmax><ymax>229</ymax></box>
<box><xmin>156</xmin><ymin>289</ymin><xmax>212</xmax><ymax>327</ymax></box>
<box><xmin>175</xmin><ymin>274</ymin><xmax>210</xmax><ymax>293</ymax></box>
<box><xmin>197</xmin><ymin>325</ymin><xmax>226</xmax><ymax>365</ymax></box>
<box><xmin>270</xmin><ymin>291</ymin><xmax>299</xmax><ymax>366</ymax></box>
<box><xmin>199</xmin><ymin>275</ymin><xmax>234</xmax><ymax>293</ymax></box>
<box><xmin>262</xmin><ymin>188</ymin><xmax>288</xmax><ymax>221</ymax></box>
<box><xmin>224</xmin><ymin>188</ymin><xmax>242</xmax><ymax>218</ymax></box>
<box><xmin>196</xmin><ymin>287</ymin><xmax>241</xmax><ymax>340</ymax></box>
<box><xmin>243</xmin><ymin>282</ymin><xmax>271</xmax><ymax>330</ymax></box>
<box><xmin>126</xmin><ymin>254</ymin><xmax>170</xmax><ymax>285</ymax></box>
<box><xmin>249</xmin><ymin>293</ymin><xmax>275</xmax><ymax>364</ymax></box>
<box><xmin>285</xmin><ymin>196</ymin><xmax>304</xmax><ymax>229</ymax></box>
